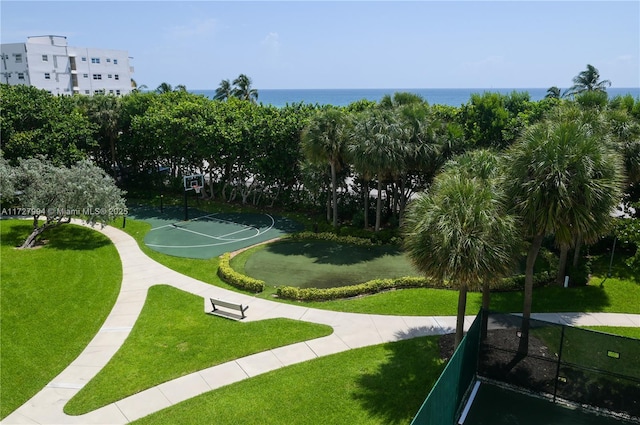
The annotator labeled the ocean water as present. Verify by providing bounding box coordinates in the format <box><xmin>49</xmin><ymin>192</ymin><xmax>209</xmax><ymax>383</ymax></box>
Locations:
<box><xmin>191</xmin><ymin>87</ymin><xmax>640</xmax><ymax>108</ymax></box>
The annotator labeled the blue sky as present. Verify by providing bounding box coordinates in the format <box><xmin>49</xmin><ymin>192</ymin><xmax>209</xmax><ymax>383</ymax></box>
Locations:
<box><xmin>1</xmin><ymin>1</ymin><xmax>638</xmax><ymax>90</ymax></box>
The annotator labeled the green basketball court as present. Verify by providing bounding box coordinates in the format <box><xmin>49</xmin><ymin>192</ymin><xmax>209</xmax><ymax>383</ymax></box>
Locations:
<box><xmin>128</xmin><ymin>206</ymin><xmax>303</xmax><ymax>259</ymax></box>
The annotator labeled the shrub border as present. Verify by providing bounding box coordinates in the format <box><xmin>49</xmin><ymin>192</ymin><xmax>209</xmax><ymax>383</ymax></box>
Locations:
<box><xmin>217</xmin><ymin>252</ymin><xmax>265</xmax><ymax>293</ymax></box>
<box><xmin>218</xmin><ymin>233</ymin><xmax>556</xmax><ymax>301</ymax></box>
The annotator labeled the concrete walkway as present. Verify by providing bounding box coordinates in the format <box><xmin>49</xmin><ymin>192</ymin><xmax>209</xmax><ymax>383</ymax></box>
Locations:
<box><xmin>3</xmin><ymin>222</ymin><xmax>639</xmax><ymax>424</ymax></box>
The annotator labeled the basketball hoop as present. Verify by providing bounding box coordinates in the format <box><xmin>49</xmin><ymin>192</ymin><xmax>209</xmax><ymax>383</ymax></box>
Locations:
<box><xmin>194</xmin><ymin>185</ymin><xmax>202</xmax><ymax>194</ymax></box>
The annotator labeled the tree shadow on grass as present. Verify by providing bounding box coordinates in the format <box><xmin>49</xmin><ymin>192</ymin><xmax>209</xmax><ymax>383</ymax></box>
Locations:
<box><xmin>351</xmin><ymin>332</ymin><xmax>445</xmax><ymax>425</ymax></box>
<box><xmin>265</xmin><ymin>240</ymin><xmax>403</xmax><ymax>265</ymax></box>
<box><xmin>1</xmin><ymin>220</ymin><xmax>111</xmax><ymax>251</ymax></box>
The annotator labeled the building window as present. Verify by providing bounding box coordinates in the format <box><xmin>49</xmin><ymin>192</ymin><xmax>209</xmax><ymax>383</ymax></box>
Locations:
<box><xmin>114</xmin><ymin>74</ymin><xmax>119</xmax><ymax>80</ymax></box>
<box><xmin>15</xmin><ymin>54</ymin><xmax>22</xmax><ymax>63</ymax></box>
<box><xmin>93</xmin><ymin>74</ymin><xmax>102</xmax><ymax>80</ymax></box>
<box><xmin>82</xmin><ymin>57</ymin><xmax>87</xmax><ymax>62</ymax></box>
<box><xmin>109</xmin><ymin>90</ymin><xmax>114</xmax><ymax>94</ymax></box>
<box><xmin>44</xmin><ymin>73</ymin><xmax>51</xmax><ymax>79</ymax></box>
<box><xmin>116</xmin><ymin>90</ymin><xmax>121</xmax><ymax>95</ymax></box>
<box><xmin>107</xmin><ymin>74</ymin><xmax>112</xmax><ymax>79</ymax></box>
<box><xmin>106</xmin><ymin>58</ymin><xmax>111</xmax><ymax>63</ymax></box>
<box><xmin>94</xmin><ymin>89</ymin><xmax>105</xmax><ymax>95</ymax></box>
<box><xmin>113</xmin><ymin>59</ymin><xmax>118</xmax><ymax>64</ymax></box>
<box><xmin>18</xmin><ymin>73</ymin><xmax>24</xmax><ymax>80</ymax></box>
<box><xmin>42</xmin><ymin>54</ymin><xmax>48</xmax><ymax>61</ymax></box>
<box><xmin>85</xmin><ymin>90</ymin><xmax>90</xmax><ymax>94</ymax></box>
<box><xmin>83</xmin><ymin>73</ymin><xmax>89</xmax><ymax>78</ymax></box>
<box><xmin>91</xmin><ymin>57</ymin><xmax>100</xmax><ymax>64</ymax></box>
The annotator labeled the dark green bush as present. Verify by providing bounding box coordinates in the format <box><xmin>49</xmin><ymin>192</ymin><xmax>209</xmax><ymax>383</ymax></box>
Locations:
<box><xmin>217</xmin><ymin>253</ymin><xmax>265</xmax><ymax>293</ymax></box>
<box><xmin>566</xmin><ymin>258</ymin><xmax>592</xmax><ymax>286</ymax></box>
<box><xmin>276</xmin><ymin>276</ymin><xmax>437</xmax><ymax>301</ymax></box>
<box><xmin>288</xmin><ymin>232</ymin><xmax>379</xmax><ymax>246</ymax></box>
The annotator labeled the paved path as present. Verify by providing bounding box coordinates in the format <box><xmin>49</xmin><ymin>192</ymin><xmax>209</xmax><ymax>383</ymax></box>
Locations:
<box><xmin>3</xmin><ymin>222</ymin><xmax>639</xmax><ymax>424</ymax></box>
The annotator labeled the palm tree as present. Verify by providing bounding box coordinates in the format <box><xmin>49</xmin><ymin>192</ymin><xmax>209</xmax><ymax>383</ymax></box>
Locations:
<box><xmin>214</xmin><ymin>79</ymin><xmax>232</xmax><ymax>101</ymax></box>
<box><xmin>403</xmin><ymin>170</ymin><xmax>519</xmax><ymax>348</ymax></box>
<box><xmin>349</xmin><ymin>112</ymin><xmax>376</xmax><ymax>229</ymax></box>
<box><xmin>232</xmin><ymin>74</ymin><xmax>259</xmax><ymax>103</ymax></box>
<box><xmin>505</xmin><ymin>106</ymin><xmax>624</xmax><ymax>352</ymax></box>
<box><xmin>545</xmin><ymin>86</ymin><xmax>562</xmax><ymax>99</ymax></box>
<box><xmin>566</xmin><ymin>64</ymin><xmax>611</xmax><ymax>97</ymax></box>
<box><xmin>155</xmin><ymin>82</ymin><xmax>173</xmax><ymax>94</ymax></box>
<box><xmin>442</xmin><ymin>149</ymin><xmax>513</xmax><ymax>311</ymax></box>
<box><xmin>301</xmin><ymin>108</ymin><xmax>350</xmax><ymax>228</ymax></box>
<box><xmin>364</xmin><ymin>110</ymin><xmax>406</xmax><ymax>231</ymax></box>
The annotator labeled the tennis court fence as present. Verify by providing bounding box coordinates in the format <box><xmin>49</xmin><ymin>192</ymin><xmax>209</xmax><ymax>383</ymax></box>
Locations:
<box><xmin>411</xmin><ymin>309</ymin><xmax>640</xmax><ymax>424</ymax></box>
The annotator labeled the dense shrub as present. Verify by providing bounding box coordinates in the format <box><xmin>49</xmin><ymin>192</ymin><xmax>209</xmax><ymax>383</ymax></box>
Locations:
<box><xmin>288</xmin><ymin>231</ymin><xmax>379</xmax><ymax>246</ymax></box>
<box><xmin>217</xmin><ymin>253</ymin><xmax>265</xmax><ymax>293</ymax></box>
<box><xmin>275</xmin><ymin>271</ymin><xmax>555</xmax><ymax>301</ymax></box>
<box><xmin>494</xmin><ymin>271</ymin><xmax>554</xmax><ymax>292</ymax></box>
<box><xmin>276</xmin><ymin>276</ymin><xmax>436</xmax><ymax>301</ymax></box>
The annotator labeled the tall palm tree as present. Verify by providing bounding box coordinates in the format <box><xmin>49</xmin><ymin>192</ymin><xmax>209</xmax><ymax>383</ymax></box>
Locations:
<box><xmin>442</xmin><ymin>149</ymin><xmax>512</xmax><ymax>311</ymax></box>
<box><xmin>301</xmin><ymin>108</ymin><xmax>350</xmax><ymax>228</ymax></box>
<box><xmin>232</xmin><ymin>74</ymin><xmax>259</xmax><ymax>103</ymax></box>
<box><xmin>545</xmin><ymin>86</ymin><xmax>562</xmax><ymax>99</ymax></box>
<box><xmin>214</xmin><ymin>79</ymin><xmax>232</xmax><ymax>101</ymax></box>
<box><xmin>403</xmin><ymin>171</ymin><xmax>519</xmax><ymax>348</ymax></box>
<box><xmin>364</xmin><ymin>110</ymin><xmax>406</xmax><ymax>231</ymax></box>
<box><xmin>155</xmin><ymin>82</ymin><xmax>173</xmax><ymax>94</ymax></box>
<box><xmin>566</xmin><ymin>64</ymin><xmax>611</xmax><ymax>97</ymax></box>
<box><xmin>505</xmin><ymin>106</ymin><xmax>624</xmax><ymax>352</ymax></box>
<box><xmin>349</xmin><ymin>112</ymin><xmax>377</xmax><ymax>229</ymax></box>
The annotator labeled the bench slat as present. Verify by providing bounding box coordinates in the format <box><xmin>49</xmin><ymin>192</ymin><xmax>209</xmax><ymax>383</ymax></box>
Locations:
<box><xmin>209</xmin><ymin>298</ymin><xmax>248</xmax><ymax>319</ymax></box>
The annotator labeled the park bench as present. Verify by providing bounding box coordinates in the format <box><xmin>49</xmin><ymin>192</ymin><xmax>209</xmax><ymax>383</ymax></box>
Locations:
<box><xmin>208</xmin><ymin>298</ymin><xmax>249</xmax><ymax>320</ymax></box>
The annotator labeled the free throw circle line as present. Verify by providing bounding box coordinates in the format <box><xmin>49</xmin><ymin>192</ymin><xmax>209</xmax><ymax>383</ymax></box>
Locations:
<box><xmin>146</xmin><ymin>214</ymin><xmax>276</xmax><ymax>249</ymax></box>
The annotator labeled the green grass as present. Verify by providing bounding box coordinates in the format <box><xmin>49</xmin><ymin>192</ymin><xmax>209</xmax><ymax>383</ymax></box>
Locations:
<box><xmin>132</xmin><ymin>335</ymin><xmax>445</xmax><ymax>425</ymax></box>
<box><xmin>65</xmin><ymin>285</ymin><xmax>333</xmax><ymax>415</ymax></box>
<box><xmin>122</xmin><ymin>216</ymin><xmax>640</xmax><ymax>316</ymax></box>
<box><xmin>243</xmin><ymin>240</ymin><xmax>419</xmax><ymax>289</ymax></box>
<box><xmin>0</xmin><ymin>220</ymin><xmax>121</xmax><ymax>419</ymax></box>
<box><xmin>583</xmin><ymin>326</ymin><xmax>640</xmax><ymax>339</ymax></box>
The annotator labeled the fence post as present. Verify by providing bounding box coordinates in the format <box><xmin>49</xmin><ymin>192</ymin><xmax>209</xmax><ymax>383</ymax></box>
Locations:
<box><xmin>553</xmin><ymin>325</ymin><xmax>566</xmax><ymax>403</ymax></box>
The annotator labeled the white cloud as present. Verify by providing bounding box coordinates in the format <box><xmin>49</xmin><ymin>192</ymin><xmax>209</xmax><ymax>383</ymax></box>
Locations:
<box><xmin>261</xmin><ymin>32</ymin><xmax>281</xmax><ymax>55</ymax></box>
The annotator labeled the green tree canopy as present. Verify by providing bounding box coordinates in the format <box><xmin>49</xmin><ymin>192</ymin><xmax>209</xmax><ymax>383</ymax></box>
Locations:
<box><xmin>6</xmin><ymin>156</ymin><xmax>127</xmax><ymax>248</ymax></box>
<box><xmin>403</xmin><ymin>169</ymin><xmax>519</xmax><ymax>347</ymax></box>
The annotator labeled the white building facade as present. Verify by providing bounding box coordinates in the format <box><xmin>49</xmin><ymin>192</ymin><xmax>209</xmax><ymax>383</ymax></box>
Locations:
<box><xmin>1</xmin><ymin>35</ymin><xmax>134</xmax><ymax>96</ymax></box>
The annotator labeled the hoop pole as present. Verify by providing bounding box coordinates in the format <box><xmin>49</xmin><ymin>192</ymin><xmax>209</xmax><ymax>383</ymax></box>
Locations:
<box><xmin>184</xmin><ymin>189</ymin><xmax>188</xmax><ymax>221</ymax></box>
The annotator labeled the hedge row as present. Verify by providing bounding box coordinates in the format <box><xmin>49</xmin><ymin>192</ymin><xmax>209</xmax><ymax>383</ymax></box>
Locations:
<box><xmin>276</xmin><ymin>276</ymin><xmax>438</xmax><ymax>301</ymax></box>
<box><xmin>217</xmin><ymin>253</ymin><xmax>265</xmax><ymax>293</ymax></box>
<box><xmin>287</xmin><ymin>231</ymin><xmax>380</xmax><ymax>246</ymax></box>
<box><xmin>276</xmin><ymin>271</ymin><xmax>555</xmax><ymax>302</ymax></box>
<box><xmin>492</xmin><ymin>271</ymin><xmax>554</xmax><ymax>292</ymax></box>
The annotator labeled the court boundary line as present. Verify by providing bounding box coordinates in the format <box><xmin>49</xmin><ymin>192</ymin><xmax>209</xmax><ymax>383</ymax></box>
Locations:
<box><xmin>458</xmin><ymin>380</ymin><xmax>481</xmax><ymax>424</ymax></box>
<box><xmin>145</xmin><ymin>213</ymin><xmax>276</xmax><ymax>249</ymax></box>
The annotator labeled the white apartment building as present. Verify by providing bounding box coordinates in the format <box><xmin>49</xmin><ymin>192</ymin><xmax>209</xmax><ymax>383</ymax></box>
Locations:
<box><xmin>1</xmin><ymin>35</ymin><xmax>134</xmax><ymax>96</ymax></box>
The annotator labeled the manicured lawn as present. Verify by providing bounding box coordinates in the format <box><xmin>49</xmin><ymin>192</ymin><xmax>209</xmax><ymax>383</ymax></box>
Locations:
<box><xmin>242</xmin><ymin>241</ymin><xmax>419</xmax><ymax>288</ymax></box>
<box><xmin>584</xmin><ymin>326</ymin><xmax>640</xmax><ymax>339</ymax></box>
<box><xmin>0</xmin><ymin>220</ymin><xmax>121</xmax><ymax>419</ymax></box>
<box><xmin>132</xmin><ymin>335</ymin><xmax>445</xmax><ymax>425</ymax></box>
<box><xmin>65</xmin><ymin>285</ymin><xmax>332</xmax><ymax>415</ymax></box>
<box><xmin>122</xmin><ymin>217</ymin><xmax>640</xmax><ymax>316</ymax></box>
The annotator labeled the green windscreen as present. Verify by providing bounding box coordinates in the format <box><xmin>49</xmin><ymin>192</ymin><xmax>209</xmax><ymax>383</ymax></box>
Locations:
<box><xmin>411</xmin><ymin>311</ymin><xmax>482</xmax><ymax>425</ymax></box>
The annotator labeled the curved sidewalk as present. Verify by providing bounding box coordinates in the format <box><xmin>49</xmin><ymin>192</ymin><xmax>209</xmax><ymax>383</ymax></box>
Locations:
<box><xmin>3</xmin><ymin>222</ymin><xmax>639</xmax><ymax>424</ymax></box>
